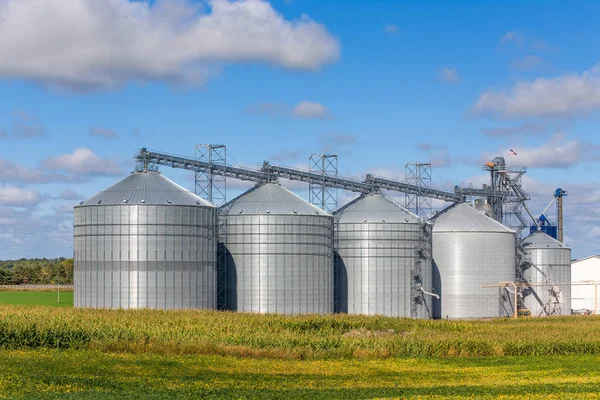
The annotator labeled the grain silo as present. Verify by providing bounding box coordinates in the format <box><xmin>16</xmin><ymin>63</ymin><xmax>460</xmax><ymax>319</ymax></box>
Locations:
<box><xmin>431</xmin><ymin>202</ymin><xmax>516</xmax><ymax>319</ymax></box>
<box><xmin>219</xmin><ymin>183</ymin><xmax>334</xmax><ymax>314</ymax></box>
<box><xmin>73</xmin><ymin>171</ymin><xmax>217</xmax><ymax>309</ymax></box>
<box><xmin>521</xmin><ymin>231</ymin><xmax>571</xmax><ymax>316</ymax></box>
<box><xmin>334</xmin><ymin>193</ymin><xmax>433</xmax><ymax>318</ymax></box>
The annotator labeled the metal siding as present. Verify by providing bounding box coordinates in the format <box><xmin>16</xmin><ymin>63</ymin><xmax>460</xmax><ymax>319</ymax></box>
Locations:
<box><xmin>432</xmin><ymin>231</ymin><xmax>516</xmax><ymax>319</ymax></box>
<box><xmin>523</xmin><ymin>245</ymin><xmax>572</xmax><ymax>316</ymax></box>
<box><xmin>222</xmin><ymin>213</ymin><xmax>334</xmax><ymax>315</ymax></box>
<box><xmin>335</xmin><ymin>220</ymin><xmax>433</xmax><ymax>318</ymax></box>
<box><xmin>334</xmin><ymin>195</ymin><xmax>433</xmax><ymax>319</ymax></box>
<box><xmin>73</xmin><ymin>204</ymin><xmax>217</xmax><ymax>310</ymax></box>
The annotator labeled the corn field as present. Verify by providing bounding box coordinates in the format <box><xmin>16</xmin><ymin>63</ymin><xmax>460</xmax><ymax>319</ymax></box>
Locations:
<box><xmin>1</xmin><ymin>305</ymin><xmax>600</xmax><ymax>358</ymax></box>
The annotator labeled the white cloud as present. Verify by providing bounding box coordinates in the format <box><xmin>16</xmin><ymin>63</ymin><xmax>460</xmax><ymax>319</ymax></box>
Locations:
<box><xmin>513</xmin><ymin>55</ymin><xmax>543</xmax><ymax>71</ymax></box>
<box><xmin>416</xmin><ymin>143</ymin><xmax>445</xmax><ymax>152</ymax></box>
<box><xmin>319</xmin><ymin>133</ymin><xmax>357</xmax><ymax>153</ymax></box>
<box><xmin>247</xmin><ymin>102</ymin><xmax>289</xmax><ymax>118</ymax></box>
<box><xmin>55</xmin><ymin>202</ymin><xmax>77</xmax><ymax>215</ymax></box>
<box><xmin>0</xmin><ymin>206</ymin><xmax>73</xmax><ymax>259</ymax></box>
<box><xmin>0</xmin><ymin>0</ymin><xmax>339</xmax><ymax>91</ymax></box>
<box><xmin>90</xmin><ymin>128</ymin><xmax>117</xmax><ymax>138</ymax></box>
<box><xmin>501</xmin><ymin>31</ymin><xmax>520</xmax><ymax>46</ymax></box>
<box><xmin>250</xmin><ymin>100</ymin><xmax>332</xmax><ymax>119</ymax></box>
<box><xmin>500</xmin><ymin>30</ymin><xmax>548</xmax><ymax>51</ymax></box>
<box><xmin>41</xmin><ymin>148</ymin><xmax>124</xmax><ymax>176</ymax></box>
<box><xmin>0</xmin><ymin>187</ymin><xmax>42</xmax><ymax>207</ymax></box>
<box><xmin>59</xmin><ymin>189</ymin><xmax>84</xmax><ymax>201</ymax></box>
<box><xmin>270</xmin><ymin>149</ymin><xmax>305</xmax><ymax>162</ymax></box>
<box><xmin>11</xmin><ymin>109</ymin><xmax>45</xmax><ymax>138</ymax></box>
<box><xmin>415</xmin><ymin>143</ymin><xmax>452</xmax><ymax>167</ymax></box>
<box><xmin>472</xmin><ymin>63</ymin><xmax>600</xmax><ymax>118</ymax></box>
<box><xmin>292</xmin><ymin>101</ymin><xmax>331</xmax><ymax>119</ymax></box>
<box><xmin>481</xmin><ymin>122</ymin><xmax>546</xmax><ymax>138</ymax></box>
<box><xmin>384</xmin><ymin>24</ymin><xmax>399</xmax><ymax>34</ymax></box>
<box><xmin>0</xmin><ymin>159</ymin><xmax>83</xmax><ymax>184</ymax></box>
<box><xmin>440</xmin><ymin>67</ymin><xmax>459</xmax><ymax>83</ymax></box>
<box><xmin>482</xmin><ymin>134</ymin><xmax>600</xmax><ymax>169</ymax></box>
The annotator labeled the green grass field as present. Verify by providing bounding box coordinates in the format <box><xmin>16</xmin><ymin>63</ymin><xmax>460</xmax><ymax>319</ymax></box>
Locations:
<box><xmin>0</xmin><ymin>350</ymin><xmax>599</xmax><ymax>399</ymax></box>
<box><xmin>0</xmin><ymin>290</ymin><xmax>73</xmax><ymax>307</ymax></box>
<box><xmin>1</xmin><ymin>302</ymin><xmax>600</xmax><ymax>398</ymax></box>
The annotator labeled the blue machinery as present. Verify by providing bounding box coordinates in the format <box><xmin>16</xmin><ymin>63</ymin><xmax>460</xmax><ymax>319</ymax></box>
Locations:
<box><xmin>530</xmin><ymin>188</ymin><xmax>568</xmax><ymax>242</ymax></box>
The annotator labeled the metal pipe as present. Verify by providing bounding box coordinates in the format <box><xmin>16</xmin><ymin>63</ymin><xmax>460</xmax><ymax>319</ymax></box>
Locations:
<box><xmin>419</xmin><ymin>286</ymin><xmax>440</xmax><ymax>300</ymax></box>
<box><xmin>522</xmin><ymin>201</ymin><xmax>540</xmax><ymax>230</ymax></box>
<box><xmin>484</xmin><ymin>281</ymin><xmax>595</xmax><ymax>287</ymax></box>
<box><xmin>482</xmin><ymin>281</ymin><xmax>600</xmax><ymax>317</ymax></box>
<box><xmin>539</xmin><ymin>197</ymin><xmax>556</xmax><ymax>223</ymax></box>
<box><xmin>500</xmin><ymin>281</ymin><xmax>518</xmax><ymax>319</ymax></box>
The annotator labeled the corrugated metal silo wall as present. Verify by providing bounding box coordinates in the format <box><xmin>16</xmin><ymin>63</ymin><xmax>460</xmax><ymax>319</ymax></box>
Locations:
<box><xmin>73</xmin><ymin>204</ymin><xmax>217</xmax><ymax>309</ymax></box>
<box><xmin>220</xmin><ymin>214</ymin><xmax>334</xmax><ymax>314</ymax></box>
<box><xmin>523</xmin><ymin>246</ymin><xmax>571</xmax><ymax>316</ymax></box>
<box><xmin>335</xmin><ymin>221</ymin><xmax>433</xmax><ymax>318</ymax></box>
<box><xmin>432</xmin><ymin>232</ymin><xmax>516</xmax><ymax>319</ymax></box>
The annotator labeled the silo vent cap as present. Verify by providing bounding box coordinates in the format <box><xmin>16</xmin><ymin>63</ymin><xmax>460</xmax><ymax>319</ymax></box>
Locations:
<box><xmin>123</xmin><ymin>199</ymin><xmax>127</xmax><ymax>203</ymax></box>
<box><xmin>266</xmin><ymin>209</ymin><xmax>270</xmax><ymax>213</ymax></box>
<box><xmin>167</xmin><ymin>200</ymin><xmax>172</xmax><ymax>204</ymax></box>
<box><xmin>97</xmin><ymin>200</ymin><xmax>102</xmax><ymax>205</ymax></box>
<box><xmin>141</xmin><ymin>199</ymin><xmax>145</xmax><ymax>204</ymax></box>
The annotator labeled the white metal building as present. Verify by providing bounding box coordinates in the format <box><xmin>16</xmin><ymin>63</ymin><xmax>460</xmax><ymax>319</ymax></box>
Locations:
<box><xmin>571</xmin><ymin>255</ymin><xmax>600</xmax><ymax>313</ymax></box>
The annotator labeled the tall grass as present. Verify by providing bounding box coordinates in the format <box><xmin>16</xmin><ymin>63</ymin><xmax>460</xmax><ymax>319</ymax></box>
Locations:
<box><xmin>1</xmin><ymin>305</ymin><xmax>600</xmax><ymax>359</ymax></box>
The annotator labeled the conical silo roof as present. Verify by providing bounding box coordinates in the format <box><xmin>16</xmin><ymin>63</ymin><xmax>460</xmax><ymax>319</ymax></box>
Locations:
<box><xmin>522</xmin><ymin>230</ymin><xmax>568</xmax><ymax>249</ymax></box>
<box><xmin>77</xmin><ymin>171</ymin><xmax>213</xmax><ymax>207</ymax></box>
<box><xmin>431</xmin><ymin>202</ymin><xmax>513</xmax><ymax>233</ymax></box>
<box><xmin>334</xmin><ymin>193</ymin><xmax>422</xmax><ymax>223</ymax></box>
<box><xmin>220</xmin><ymin>183</ymin><xmax>330</xmax><ymax>216</ymax></box>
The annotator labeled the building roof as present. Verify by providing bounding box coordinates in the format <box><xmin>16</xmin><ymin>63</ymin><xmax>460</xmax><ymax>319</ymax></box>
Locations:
<box><xmin>219</xmin><ymin>183</ymin><xmax>331</xmax><ymax>216</ymax></box>
<box><xmin>77</xmin><ymin>171</ymin><xmax>213</xmax><ymax>207</ymax></box>
<box><xmin>522</xmin><ymin>230</ymin><xmax>569</xmax><ymax>249</ymax></box>
<box><xmin>431</xmin><ymin>202</ymin><xmax>514</xmax><ymax>233</ymax></box>
<box><xmin>334</xmin><ymin>193</ymin><xmax>424</xmax><ymax>224</ymax></box>
<box><xmin>572</xmin><ymin>255</ymin><xmax>600</xmax><ymax>265</ymax></box>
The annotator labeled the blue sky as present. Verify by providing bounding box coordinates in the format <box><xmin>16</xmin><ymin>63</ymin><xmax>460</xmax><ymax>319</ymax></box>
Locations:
<box><xmin>1</xmin><ymin>0</ymin><xmax>600</xmax><ymax>259</ymax></box>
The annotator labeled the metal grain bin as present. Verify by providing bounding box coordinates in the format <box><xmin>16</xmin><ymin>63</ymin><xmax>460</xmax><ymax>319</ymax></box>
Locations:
<box><xmin>334</xmin><ymin>194</ymin><xmax>433</xmax><ymax>318</ymax></box>
<box><xmin>73</xmin><ymin>171</ymin><xmax>217</xmax><ymax>309</ymax></box>
<box><xmin>521</xmin><ymin>231</ymin><xmax>571</xmax><ymax>316</ymax></box>
<box><xmin>219</xmin><ymin>183</ymin><xmax>334</xmax><ymax>314</ymax></box>
<box><xmin>431</xmin><ymin>203</ymin><xmax>516</xmax><ymax>319</ymax></box>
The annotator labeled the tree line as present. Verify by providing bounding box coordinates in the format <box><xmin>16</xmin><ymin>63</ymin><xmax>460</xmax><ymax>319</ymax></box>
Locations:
<box><xmin>0</xmin><ymin>258</ymin><xmax>73</xmax><ymax>285</ymax></box>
